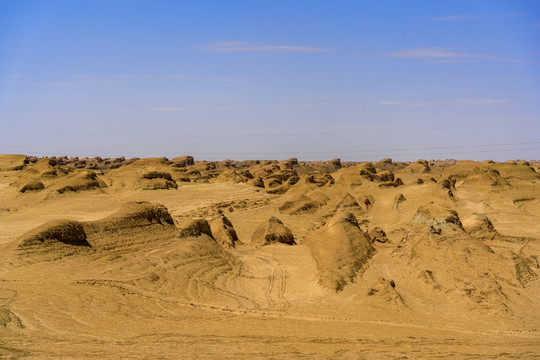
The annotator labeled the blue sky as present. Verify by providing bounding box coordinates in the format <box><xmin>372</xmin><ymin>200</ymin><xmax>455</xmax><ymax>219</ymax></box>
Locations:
<box><xmin>1</xmin><ymin>0</ymin><xmax>539</xmax><ymax>161</ymax></box>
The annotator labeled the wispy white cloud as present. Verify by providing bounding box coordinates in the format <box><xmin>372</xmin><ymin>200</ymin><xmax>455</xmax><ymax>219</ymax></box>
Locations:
<box><xmin>167</xmin><ymin>74</ymin><xmax>245</xmax><ymax>82</ymax></box>
<box><xmin>196</xmin><ymin>77</ymin><xmax>245</xmax><ymax>82</ymax></box>
<box><xmin>427</xmin><ymin>13</ymin><xmax>524</xmax><ymax>21</ymax></box>
<box><xmin>377</xmin><ymin>98</ymin><xmax>511</xmax><ymax>107</ymax></box>
<box><xmin>453</xmin><ymin>98</ymin><xmax>510</xmax><ymax>105</ymax></box>
<box><xmin>428</xmin><ymin>14</ymin><xmax>482</xmax><ymax>21</ymax></box>
<box><xmin>154</xmin><ymin>107</ymin><xmax>190</xmax><ymax>112</ymax></box>
<box><xmin>154</xmin><ymin>105</ymin><xmax>243</xmax><ymax>112</ymax></box>
<box><xmin>463</xmin><ymin>77</ymin><xmax>517</xmax><ymax>83</ymax></box>
<box><xmin>21</xmin><ymin>73</ymin><xmax>246</xmax><ymax>87</ymax></box>
<box><xmin>33</xmin><ymin>81</ymin><xmax>81</xmax><ymax>87</ymax></box>
<box><xmin>194</xmin><ymin>41</ymin><xmax>331</xmax><ymax>53</ymax></box>
<box><xmin>73</xmin><ymin>74</ymin><xmax>155</xmax><ymax>84</ymax></box>
<box><xmin>270</xmin><ymin>102</ymin><xmax>355</xmax><ymax>109</ymax></box>
<box><xmin>390</xmin><ymin>47</ymin><xmax>494</xmax><ymax>60</ymax></box>
<box><xmin>377</xmin><ymin>100</ymin><xmax>437</xmax><ymax>107</ymax></box>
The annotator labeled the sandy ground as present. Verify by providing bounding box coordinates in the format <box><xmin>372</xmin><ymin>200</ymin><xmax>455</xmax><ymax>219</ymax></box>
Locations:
<box><xmin>1</xmin><ymin>156</ymin><xmax>539</xmax><ymax>359</ymax></box>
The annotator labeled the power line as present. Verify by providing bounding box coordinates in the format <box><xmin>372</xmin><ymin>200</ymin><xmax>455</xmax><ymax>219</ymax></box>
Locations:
<box><xmin>2</xmin><ymin>120</ymin><xmax>539</xmax><ymax>139</ymax></box>
<box><xmin>0</xmin><ymin>146</ymin><xmax>538</xmax><ymax>161</ymax></box>
<box><xmin>293</xmin><ymin>147</ymin><xmax>540</xmax><ymax>160</ymax></box>
<box><xmin>1</xmin><ymin>141</ymin><xmax>539</xmax><ymax>156</ymax></box>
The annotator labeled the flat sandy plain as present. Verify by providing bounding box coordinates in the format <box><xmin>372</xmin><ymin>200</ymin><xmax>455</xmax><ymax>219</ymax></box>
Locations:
<box><xmin>1</xmin><ymin>154</ymin><xmax>539</xmax><ymax>359</ymax></box>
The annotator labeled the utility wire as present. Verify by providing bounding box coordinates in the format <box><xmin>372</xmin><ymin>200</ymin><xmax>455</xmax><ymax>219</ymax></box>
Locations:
<box><xmin>2</xmin><ymin>120</ymin><xmax>539</xmax><ymax>139</ymax></box>
<box><xmin>1</xmin><ymin>141</ymin><xmax>539</xmax><ymax>156</ymax></box>
<box><xmin>1</xmin><ymin>146</ymin><xmax>538</xmax><ymax>160</ymax></box>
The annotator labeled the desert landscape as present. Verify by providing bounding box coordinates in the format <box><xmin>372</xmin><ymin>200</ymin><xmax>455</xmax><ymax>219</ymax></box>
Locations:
<box><xmin>0</xmin><ymin>153</ymin><xmax>539</xmax><ymax>359</ymax></box>
<box><xmin>2</xmin><ymin>0</ymin><xmax>540</xmax><ymax>358</ymax></box>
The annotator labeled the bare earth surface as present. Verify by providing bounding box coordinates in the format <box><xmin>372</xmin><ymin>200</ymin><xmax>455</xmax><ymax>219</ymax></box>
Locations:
<box><xmin>1</xmin><ymin>154</ymin><xmax>539</xmax><ymax>359</ymax></box>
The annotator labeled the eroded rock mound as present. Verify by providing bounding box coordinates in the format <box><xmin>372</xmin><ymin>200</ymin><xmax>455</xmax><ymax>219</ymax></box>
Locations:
<box><xmin>358</xmin><ymin>194</ymin><xmax>375</xmax><ymax>210</ymax></box>
<box><xmin>368</xmin><ymin>227</ymin><xmax>388</xmax><ymax>243</ymax></box>
<box><xmin>135</xmin><ymin>171</ymin><xmax>177</xmax><ymax>190</ymax></box>
<box><xmin>336</xmin><ymin>193</ymin><xmax>361</xmax><ymax>210</ymax></box>
<box><xmin>0</xmin><ymin>154</ymin><xmax>28</xmax><ymax>171</ymax></box>
<box><xmin>392</xmin><ymin>193</ymin><xmax>406</xmax><ymax>209</ymax></box>
<box><xmin>305</xmin><ymin>212</ymin><xmax>375</xmax><ymax>291</ymax></box>
<box><xmin>463</xmin><ymin>167</ymin><xmax>509</xmax><ymax>187</ymax></box>
<box><xmin>13</xmin><ymin>201</ymin><xmax>177</xmax><ymax>258</ymax></box>
<box><xmin>104</xmin><ymin>202</ymin><xmax>175</xmax><ymax>229</ymax></box>
<box><xmin>403</xmin><ymin>159</ymin><xmax>431</xmax><ymax>174</ymax></box>
<box><xmin>177</xmin><ymin>219</ymin><xmax>213</xmax><ymax>238</ymax></box>
<box><xmin>412</xmin><ymin>204</ymin><xmax>463</xmax><ymax>234</ymax></box>
<box><xmin>209</xmin><ymin>215</ymin><xmax>238</xmax><ymax>247</ymax></box>
<box><xmin>0</xmin><ymin>308</ymin><xmax>24</xmax><ymax>329</ymax></box>
<box><xmin>31</xmin><ymin>157</ymin><xmax>69</xmax><ymax>178</ymax></box>
<box><xmin>82</xmin><ymin>202</ymin><xmax>177</xmax><ymax>251</ymax></box>
<box><xmin>462</xmin><ymin>213</ymin><xmax>498</xmax><ymax>239</ymax></box>
<box><xmin>170</xmin><ymin>156</ymin><xmax>195</xmax><ymax>168</ymax></box>
<box><xmin>51</xmin><ymin>171</ymin><xmax>105</xmax><ymax>193</ymax></box>
<box><xmin>366</xmin><ymin>277</ymin><xmax>405</xmax><ymax>305</ymax></box>
<box><xmin>251</xmin><ymin>216</ymin><xmax>295</xmax><ymax>245</ymax></box>
<box><xmin>15</xmin><ymin>219</ymin><xmax>90</xmax><ymax>255</ymax></box>
<box><xmin>462</xmin><ymin>213</ymin><xmax>531</xmax><ymax>243</ymax></box>
<box><xmin>307</xmin><ymin>190</ymin><xmax>330</xmax><ymax>205</ymax></box>
<box><xmin>279</xmin><ymin>194</ymin><xmax>323</xmax><ymax>215</ymax></box>
<box><xmin>19</xmin><ymin>179</ymin><xmax>45</xmax><ymax>193</ymax></box>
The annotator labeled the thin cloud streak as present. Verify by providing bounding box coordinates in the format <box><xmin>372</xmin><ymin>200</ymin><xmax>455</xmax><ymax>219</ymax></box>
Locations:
<box><xmin>390</xmin><ymin>47</ymin><xmax>494</xmax><ymax>59</ymax></box>
<box><xmin>377</xmin><ymin>100</ymin><xmax>437</xmax><ymax>107</ymax></box>
<box><xmin>378</xmin><ymin>99</ymin><xmax>511</xmax><ymax>107</ymax></box>
<box><xmin>167</xmin><ymin>74</ymin><xmax>245</xmax><ymax>82</ymax></box>
<box><xmin>194</xmin><ymin>41</ymin><xmax>331</xmax><ymax>53</ymax></box>
<box><xmin>428</xmin><ymin>14</ymin><xmax>482</xmax><ymax>21</ymax></box>
<box><xmin>153</xmin><ymin>105</ymin><xmax>244</xmax><ymax>112</ymax></box>
<box><xmin>73</xmin><ymin>74</ymin><xmax>155</xmax><ymax>84</ymax></box>
<box><xmin>22</xmin><ymin>74</ymin><xmax>245</xmax><ymax>87</ymax></box>
<box><xmin>453</xmin><ymin>98</ymin><xmax>511</xmax><ymax>105</ymax></box>
<box><xmin>270</xmin><ymin>102</ymin><xmax>352</xmax><ymax>109</ymax></box>
<box><xmin>427</xmin><ymin>13</ymin><xmax>524</xmax><ymax>21</ymax></box>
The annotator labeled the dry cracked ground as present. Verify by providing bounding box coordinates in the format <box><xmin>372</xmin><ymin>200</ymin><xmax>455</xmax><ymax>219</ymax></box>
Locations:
<box><xmin>1</xmin><ymin>154</ymin><xmax>540</xmax><ymax>359</ymax></box>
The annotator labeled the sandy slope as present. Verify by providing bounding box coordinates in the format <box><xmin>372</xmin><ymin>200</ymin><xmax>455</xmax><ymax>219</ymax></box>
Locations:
<box><xmin>1</xmin><ymin>155</ymin><xmax>539</xmax><ymax>359</ymax></box>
